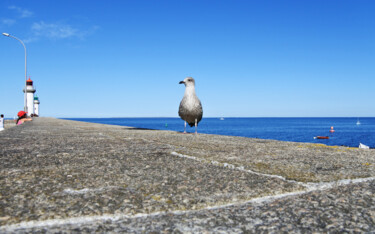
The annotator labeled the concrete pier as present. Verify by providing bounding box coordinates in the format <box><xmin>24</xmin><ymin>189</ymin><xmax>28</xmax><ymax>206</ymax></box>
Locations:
<box><xmin>1</xmin><ymin>118</ymin><xmax>375</xmax><ymax>232</ymax></box>
<box><xmin>3</xmin><ymin>120</ymin><xmax>16</xmax><ymax>130</ymax></box>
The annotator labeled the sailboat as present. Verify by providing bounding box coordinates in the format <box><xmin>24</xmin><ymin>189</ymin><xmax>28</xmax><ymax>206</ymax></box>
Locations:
<box><xmin>356</xmin><ymin>118</ymin><xmax>361</xmax><ymax>125</ymax></box>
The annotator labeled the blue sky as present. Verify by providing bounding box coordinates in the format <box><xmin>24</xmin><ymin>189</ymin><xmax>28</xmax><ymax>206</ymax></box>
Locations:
<box><xmin>1</xmin><ymin>0</ymin><xmax>374</xmax><ymax>118</ymax></box>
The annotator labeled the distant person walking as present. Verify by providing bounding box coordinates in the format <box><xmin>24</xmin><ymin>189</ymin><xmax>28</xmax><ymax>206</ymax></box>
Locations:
<box><xmin>16</xmin><ymin>111</ymin><xmax>32</xmax><ymax>125</ymax></box>
<box><xmin>0</xmin><ymin>114</ymin><xmax>4</xmax><ymax>131</ymax></box>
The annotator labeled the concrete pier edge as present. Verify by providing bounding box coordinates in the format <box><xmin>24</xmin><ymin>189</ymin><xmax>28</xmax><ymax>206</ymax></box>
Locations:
<box><xmin>1</xmin><ymin>117</ymin><xmax>375</xmax><ymax>232</ymax></box>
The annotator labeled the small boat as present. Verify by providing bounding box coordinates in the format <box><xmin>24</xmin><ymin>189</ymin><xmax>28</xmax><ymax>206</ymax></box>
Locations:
<box><xmin>356</xmin><ymin>118</ymin><xmax>361</xmax><ymax>125</ymax></box>
<box><xmin>315</xmin><ymin>136</ymin><xmax>329</xmax><ymax>139</ymax></box>
<box><xmin>220</xmin><ymin>117</ymin><xmax>225</xmax><ymax>120</ymax></box>
<box><xmin>359</xmin><ymin>143</ymin><xmax>369</xmax><ymax>149</ymax></box>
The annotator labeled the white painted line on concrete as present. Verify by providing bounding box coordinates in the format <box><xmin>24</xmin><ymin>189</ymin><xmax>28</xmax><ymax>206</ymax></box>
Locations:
<box><xmin>171</xmin><ymin>151</ymin><xmax>292</xmax><ymax>182</ymax></box>
<box><xmin>2</xmin><ymin>175</ymin><xmax>375</xmax><ymax>232</ymax></box>
<box><xmin>2</xmin><ymin>152</ymin><xmax>375</xmax><ymax>232</ymax></box>
<box><xmin>171</xmin><ymin>151</ymin><xmax>375</xmax><ymax>190</ymax></box>
<box><xmin>61</xmin><ymin>186</ymin><xmax>119</xmax><ymax>195</ymax></box>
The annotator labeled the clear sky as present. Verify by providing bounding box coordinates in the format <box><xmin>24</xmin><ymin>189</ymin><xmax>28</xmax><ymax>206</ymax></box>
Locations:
<box><xmin>1</xmin><ymin>0</ymin><xmax>374</xmax><ymax>118</ymax></box>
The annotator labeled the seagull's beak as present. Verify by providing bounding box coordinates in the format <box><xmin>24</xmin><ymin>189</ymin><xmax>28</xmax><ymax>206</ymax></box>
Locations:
<box><xmin>179</xmin><ymin>81</ymin><xmax>185</xmax><ymax>84</ymax></box>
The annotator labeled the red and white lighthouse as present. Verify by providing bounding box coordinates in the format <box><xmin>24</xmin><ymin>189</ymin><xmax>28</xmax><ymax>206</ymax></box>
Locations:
<box><xmin>23</xmin><ymin>78</ymin><xmax>36</xmax><ymax>116</ymax></box>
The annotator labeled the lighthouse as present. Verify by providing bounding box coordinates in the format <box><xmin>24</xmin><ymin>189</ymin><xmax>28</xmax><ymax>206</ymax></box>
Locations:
<box><xmin>23</xmin><ymin>78</ymin><xmax>36</xmax><ymax>116</ymax></box>
<box><xmin>34</xmin><ymin>96</ymin><xmax>40</xmax><ymax>117</ymax></box>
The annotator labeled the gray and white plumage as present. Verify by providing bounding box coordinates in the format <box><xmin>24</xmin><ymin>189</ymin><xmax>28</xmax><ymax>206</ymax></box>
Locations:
<box><xmin>178</xmin><ymin>77</ymin><xmax>203</xmax><ymax>133</ymax></box>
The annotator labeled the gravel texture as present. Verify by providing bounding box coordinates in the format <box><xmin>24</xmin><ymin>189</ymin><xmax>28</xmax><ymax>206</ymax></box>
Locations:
<box><xmin>0</xmin><ymin>117</ymin><xmax>374</xmax><ymax>233</ymax></box>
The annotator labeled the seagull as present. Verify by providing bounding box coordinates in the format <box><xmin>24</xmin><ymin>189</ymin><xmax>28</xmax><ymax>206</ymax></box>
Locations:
<box><xmin>178</xmin><ymin>77</ymin><xmax>203</xmax><ymax>134</ymax></box>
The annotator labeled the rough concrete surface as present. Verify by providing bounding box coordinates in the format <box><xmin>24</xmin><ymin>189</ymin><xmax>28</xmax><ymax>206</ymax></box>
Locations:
<box><xmin>0</xmin><ymin>117</ymin><xmax>374</xmax><ymax>233</ymax></box>
<box><xmin>3</xmin><ymin>120</ymin><xmax>16</xmax><ymax>130</ymax></box>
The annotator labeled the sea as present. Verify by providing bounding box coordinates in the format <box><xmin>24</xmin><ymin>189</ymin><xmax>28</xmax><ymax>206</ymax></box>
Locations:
<box><xmin>64</xmin><ymin>117</ymin><xmax>375</xmax><ymax>148</ymax></box>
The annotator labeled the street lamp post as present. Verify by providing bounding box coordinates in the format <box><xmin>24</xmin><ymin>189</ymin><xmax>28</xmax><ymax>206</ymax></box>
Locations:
<box><xmin>2</xmin><ymin>33</ymin><xmax>28</xmax><ymax>114</ymax></box>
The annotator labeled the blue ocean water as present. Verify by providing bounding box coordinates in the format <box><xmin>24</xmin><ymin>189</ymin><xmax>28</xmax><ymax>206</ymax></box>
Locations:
<box><xmin>64</xmin><ymin>117</ymin><xmax>375</xmax><ymax>148</ymax></box>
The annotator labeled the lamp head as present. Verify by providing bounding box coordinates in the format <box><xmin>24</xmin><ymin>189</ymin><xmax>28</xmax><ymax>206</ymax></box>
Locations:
<box><xmin>2</xmin><ymin>33</ymin><xmax>10</xmax><ymax>37</ymax></box>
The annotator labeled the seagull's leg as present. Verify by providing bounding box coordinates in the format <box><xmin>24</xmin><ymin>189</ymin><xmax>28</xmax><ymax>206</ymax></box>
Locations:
<box><xmin>184</xmin><ymin>121</ymin><xmax>187</xmax><ymax>133</ymax></box>
<box><xmin>195</xmin><ymin>119</ymin><xmax>198</xmax><ymax>135</ymax></box>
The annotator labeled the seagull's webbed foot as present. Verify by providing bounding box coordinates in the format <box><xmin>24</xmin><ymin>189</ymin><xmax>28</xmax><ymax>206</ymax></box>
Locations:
<box><xmin>183</xmin><ymin>121</ymin><xmax>187</xmax><ymax>134</ymax></box>
<box><xmin>194</xmin><ymin>119</ymin><xmax>198</xmax><ymax>135</ymax></box>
